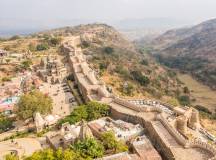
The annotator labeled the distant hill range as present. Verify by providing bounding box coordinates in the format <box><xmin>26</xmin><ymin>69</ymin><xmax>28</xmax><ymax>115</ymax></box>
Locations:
<box><xmin>152</xmin><ymin>18</ymin><xmax>216</xmax><ymax>89</ymax></box>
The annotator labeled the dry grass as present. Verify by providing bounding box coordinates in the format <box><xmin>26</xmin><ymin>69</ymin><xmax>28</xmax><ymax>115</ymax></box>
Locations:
<box><xmin>201</xmin><ymin>118</ymin><xmax>216</xmax><ymax>136</ymax></box>
<box><xmin>101</xmin><ymin>71</ymin><xmax>152</xmax><ymax>99</ymax></box>
<box><xmin>177</xmin><ymin>73</ymin><xmax>216</xmax><ymax>111</ymax></box>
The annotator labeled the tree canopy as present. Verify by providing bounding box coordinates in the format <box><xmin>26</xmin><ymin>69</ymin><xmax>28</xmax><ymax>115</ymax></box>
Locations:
<box><xmin>36</xmin><ymin>43</ymin><xmax>49</xmax><ymax>51</ymax></box>
<box><xmin>49</xmin><ymin>37</ymin><xmax>62</xmax><ymax>46</ymax></box>
<box><xmin>100</xmin><ymin>131</ymin><xmax>128</xmax><ymax>153</ymax></box>
<box><xmin>59</xmin><ymin>101</ymin><xmax>109</xmax><ymax>125</ymax></box>
<box><xmin>0</xmin><ymin>115</ymin><xmax>14</xmax><ymax>133</ymax></box>
<box><xmin>72</xmin><ymin>138</ymin><xmax>104</xmax><ymax>159</ymax></box>
<box><xmin>21</xmin><ymin>60</ymin><xmax>32</xmax><ymax>70</ymax></box>
<box><xmin>104</xmin><ymin>47</ymin><xmax>114</xmax><ymax>54</ymax></box>
<box><xmin>24</xmin><ymin>148</ymin><xmax>83</xmax><ymax>160</ymax></box>
<box><xmin>17</xmin><ymin>90</ymin><xmax>53</xmax><ymax>120</ymax></box>
<box><xmin>5</xmin><ymin>154</ymin><xmax>19</xmax><ymax>160</ymax></box>
<box><xmin>131</xmin><ymin>70</ymin><xmax>150</xmax><ymax>86</ymax></box>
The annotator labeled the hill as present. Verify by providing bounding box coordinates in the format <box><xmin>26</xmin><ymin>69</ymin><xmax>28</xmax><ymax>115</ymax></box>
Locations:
<box><xmin>0</xmin><ymin>24</ymin><xmax>188</xmax><ymax>105</ymax></box>
<box><xmin>152</xmin><ymin>19</ymin><xmax>216</xmax><ymax>89</ymax></box>
<box><xmin>60</xmin><ymin>24</ymin><xmax>187</xmax><ymax>104</ymax></box>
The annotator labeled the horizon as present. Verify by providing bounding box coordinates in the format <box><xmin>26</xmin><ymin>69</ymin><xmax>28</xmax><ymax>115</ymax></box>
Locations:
<box><xmin>1</xmin><ymin>0</ymin><xmax>216</xmax><ymax>36</ymax></box>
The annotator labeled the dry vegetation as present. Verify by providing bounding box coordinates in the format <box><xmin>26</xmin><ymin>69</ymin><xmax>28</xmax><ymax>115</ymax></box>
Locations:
<box><xmin>177</xmin><ymin>73</ymin><xmax>216</xmax><ymax>112</ymax></box>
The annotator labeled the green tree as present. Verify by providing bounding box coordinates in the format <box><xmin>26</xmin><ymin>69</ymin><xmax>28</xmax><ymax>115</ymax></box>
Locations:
<box><xmin>25</xmin><ymin>148</ymin><xmax>83</xmax><ymax>160</ymax></box>
<box><xmin>21</xmin><ymin>60</ymin><xmax>32</xmax><ymax>70</ymax></box>
<box><xmin>36</xmin><ymin>43</ymin><xmax>49</xmax><ymax>51</ymax></box>
<box><xmin>2</xmin><ymin>76</ymin><xmax>12</xmax><ymax>82</ymax></box>
<box><xmin>0</xmin><ymin>115</ymin><xmax>13</xmax><ymax>133</ymax></box>
<box><xmin>85</xmin><ymin>101</ymin><xmax>109</xmax><ymax>121</ymax></box>
<box><xmin>5</xmin><ymin>59</ymin><xmax>11</xmax><ymax>64</ymax></box>
<box><xmin>25</xmin><ymin>149</ymin><xmax>54</xmax><ymax>160</ymax></box>
<box><xmin>100</xmin><ymin>131</ymin><xmax>128</xmax><ymax>153</ymax></box>
<box><xmin>131</xmin><ymin>70</ymin><xmax>150</xmax><ymax>86</ymax></box>
<box><xmin>59</xmin><ymin>105</ymin><xmax>88</xmax><ymax>125</ymax></box>
<box><xmin>73</xmin><ymin>138</ymin><xmax>104</xmax><ymax>159</ymax></box>
<box><xmin>49</xmin><ymin>37</ymin><xmax>62</xmax><ymax>46</ymax></box>
<box><xmin>104</xmin><ymin>47</ymin><xmax>114</xmax><ymax>54</ymax></box>
<box><xmin>81</xmin><ymin>41</ymin><xmax>90</xmax><ymax>48</ymax></box>
<box><xmin>59</xmin><ymin>101</ymin><xmax>109</xmax><ymax>125</ymax></box>
<box><xmin>115</xmin><ymin>65</ymin><xmax>130</xmax><ymax>79</ymax></box>
<box><xmin>5</xmin><ymin>154</ymin><xmax>19</xmax><ymax>160</ymax></box>
<box><xmin>183</xmin><ymin>86</ymin><xmax>190</xmax><ymax>94</ymax></box>
<box><xmin>178</xmin><ymin>95</ymin><xmax>190</xmax><ymax>106</ymax></box>
<box><xmin>17</xmin><ymin>90</ymin><xmax>53</xmax><ymax>120</ymax></box>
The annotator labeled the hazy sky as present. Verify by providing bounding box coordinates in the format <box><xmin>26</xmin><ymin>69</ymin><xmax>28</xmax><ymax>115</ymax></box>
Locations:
<box><xmin>1</xmin><ymin>0</ymin><xmax>216</xmax><ymax>33</ymax></box>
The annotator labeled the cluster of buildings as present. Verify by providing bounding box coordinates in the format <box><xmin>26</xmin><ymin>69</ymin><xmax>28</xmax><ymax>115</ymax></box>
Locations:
<box><xmin>0</xmin><ymin>71</ymin><xmax>43</xmax><ymax>114</ymax></box>
<box><xmin>0</xmin><ymin>76</ymin><xmax>22</xmax><ymax>114</ymax></box>
<box><xmin>36</xmin><ymin>56</ymin><xmax>67</xmax><ymax>83</ymax></box>
<box><xmin>88</xmin><ymin>117</ymin><xmax>144</xmax><ymax>141</ymax></box>
<box><xmin>45</xmin><ymin>117</ymin><xmax>162</xmax><ymax>160</ymax></box>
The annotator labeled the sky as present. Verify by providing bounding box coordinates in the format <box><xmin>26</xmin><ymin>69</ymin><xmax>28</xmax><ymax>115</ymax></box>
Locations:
<box><xmin>1</xmin><ymin>0</ymin><xmax>216</xmax><ymax>35</ymax></box>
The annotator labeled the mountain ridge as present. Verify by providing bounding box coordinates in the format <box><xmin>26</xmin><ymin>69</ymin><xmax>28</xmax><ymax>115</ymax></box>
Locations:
<box><xmin>152</xmin><ymin>18</ymin><xmax>216</xmax><ymax>89</ymax></box>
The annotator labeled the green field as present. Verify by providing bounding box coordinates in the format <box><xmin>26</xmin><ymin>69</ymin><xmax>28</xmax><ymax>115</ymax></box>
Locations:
<box><xmin>178</xmin><ymin>73</ymin><xmax>216</xmax><ymax>112</ymax></box>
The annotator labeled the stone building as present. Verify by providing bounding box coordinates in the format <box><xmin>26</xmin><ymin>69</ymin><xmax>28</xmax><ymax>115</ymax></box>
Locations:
<box><xmin>37</xmin><ymin>56</ymin><xmax>66</xmax><ymax>83</ymax></box>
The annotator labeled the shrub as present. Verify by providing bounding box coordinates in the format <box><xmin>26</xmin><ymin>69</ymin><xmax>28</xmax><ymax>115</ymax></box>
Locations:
<box><xmin>100</xmin><ymin>131</ymin><xmax>128</xmax><ymax>153</ymax></box>
<box><xmin>2</xmin><ymin>77</ymin><xmax>12</xmax><ymax>82</ymax></box>
<box><xmin>81</xmin><ymin>41</ymin><xmax>90</xmax><ymax>48</ymax></box>
<box><xmin>131</xmin><ymin>70</ymin><xmax>150</xmax><ymax>86</ymax></box>
<box><xmin>5</xmin><ymin>154</ymin><xmax>19</xmax><ymax>160</ymax></box>
<box><xmin>140</xmin><ymin>59</ymin><xmax>149</xmax><ymax>66</ymax></box>
<box><xmin>183</xmin><ymin>86</ymin><xmax>190</xmax><ymax>94</ymax></box>
<box><xmin>0</xmin><ymin>115</ymin><xmax>14</xmax><ymax>133</ymax></box>
<box><xmin>59</xmin><ymin>101</ymin><xmax>109</xmax><ymax>125</ymax></box>
<box><xmin>115</xmin><ymin>65</ymin><xmax>130</xmax><ymax>79</ymax></box>
<box><xmin>178</xmin><ymin>95</ymin><xmax>190</xmax><ymax>106</ymax></box>
<box><xmin>99</xmin><ymin>62</ymin><xmax>108</xmax><ymax>71</ymax></box>
<box><xmin>36</xmin><ymin>43</ymin><xmax>49</xmax><ymax>51</ymax></box>
<box><xmin>49</xmin><ymin>37</ymin><xmax>62</xmax><ymax>46</ymax></box>
<box><xmin>104</xmin><ymin>47</ymin><xmax>114</xmax><ymax>54</ymax></box>
<box><xmin>73</xmin><ymin>138</ymin><xmax>104</xmax><ymax>159</ymax></box>
<box><xmin>194</xmin><ymin>105</ymin><xmax>212</xmax><ymax>114</ymax></box>
<box><xmin>24</xmin><ymin>148</ymin><xmax>83</xmax><ymax>160</ymax></box>
<box><xmin>21</xmin><ymin>60</ymin><xmax>32</xmax><ymax>70</ymax></box>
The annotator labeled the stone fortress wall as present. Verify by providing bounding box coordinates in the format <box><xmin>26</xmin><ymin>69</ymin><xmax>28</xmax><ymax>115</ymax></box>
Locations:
<box><xmin>62</xmin><ymin>36</ymin><xmax>216</xmax><ymax>160</ymax></box>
